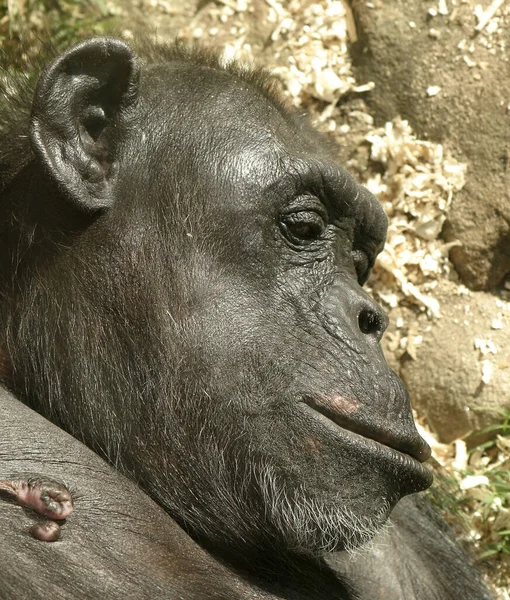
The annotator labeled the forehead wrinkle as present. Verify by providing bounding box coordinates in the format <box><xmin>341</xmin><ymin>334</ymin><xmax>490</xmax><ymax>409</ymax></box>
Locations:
<box><xmin>141</xmin><ymin>66</ymin><xmax>334</xmax><ymax>203</ymax></box>
<box><xmin>145</xmin><ymin>64</ymin><xmax>310</xmax><ymax>148</ymax></box>
<box><xmin>259</xmin><ymin>155</ymin><xmax>339</xmax><ymax>199</ymax></box>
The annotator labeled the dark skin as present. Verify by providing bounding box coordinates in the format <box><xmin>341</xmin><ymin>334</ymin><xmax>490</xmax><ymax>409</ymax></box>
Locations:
<box><xmin>0</xmin><ymin>38</ymin><xmax>492</xmax><ymax>598</ymax></box>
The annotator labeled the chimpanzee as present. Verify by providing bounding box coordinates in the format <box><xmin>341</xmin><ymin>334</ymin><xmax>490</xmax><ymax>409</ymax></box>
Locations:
<box><xmin>0</xmin><ymin>38</ymin><xmax>493</xmax><ymax>599</ymax></box>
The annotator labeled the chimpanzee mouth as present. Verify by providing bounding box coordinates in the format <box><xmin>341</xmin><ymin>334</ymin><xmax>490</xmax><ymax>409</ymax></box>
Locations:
<box><xmin>300</xmin><ymin>398</ymin><xmax>433</xmax><ymax>488</ymax></box>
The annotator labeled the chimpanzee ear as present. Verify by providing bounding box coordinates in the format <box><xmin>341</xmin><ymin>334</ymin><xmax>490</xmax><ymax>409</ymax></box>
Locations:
<box><xmin>30</xmin><ymin>37</ymin><xmax>140</xmax><ymax>213</ymax></box>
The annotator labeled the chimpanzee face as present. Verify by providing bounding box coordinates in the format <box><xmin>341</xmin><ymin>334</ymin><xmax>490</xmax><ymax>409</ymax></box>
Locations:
<box><xmin>5</xmin><ymin>39</ymin><xmax>432</xmax><ymax>558</ymax></box>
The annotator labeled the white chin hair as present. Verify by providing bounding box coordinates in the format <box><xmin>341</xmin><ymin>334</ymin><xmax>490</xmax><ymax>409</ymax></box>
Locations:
<box><xmin>257</xmin><ymin>465</ymin><xmax>390</xmax><ymax>555</ymax></box>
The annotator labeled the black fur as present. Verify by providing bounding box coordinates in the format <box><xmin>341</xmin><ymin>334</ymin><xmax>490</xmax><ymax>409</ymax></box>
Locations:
<box><xmin>0</xmin><ymin>38</ymin><xmax>492</xmax><ymax>599</ymax></box>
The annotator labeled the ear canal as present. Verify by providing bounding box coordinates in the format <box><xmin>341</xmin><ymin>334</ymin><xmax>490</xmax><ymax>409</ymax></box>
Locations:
<box><xmin>30</xmin><ymin>37</ymin><xmax>140</xmax><ymax>213</ymax></box>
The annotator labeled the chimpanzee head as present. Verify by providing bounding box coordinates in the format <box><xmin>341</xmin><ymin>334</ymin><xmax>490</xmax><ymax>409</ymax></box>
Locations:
<box><xmin>0</xmin><ymin>38</ymin><xmax>432</xmax><ymax>562</ymax></box>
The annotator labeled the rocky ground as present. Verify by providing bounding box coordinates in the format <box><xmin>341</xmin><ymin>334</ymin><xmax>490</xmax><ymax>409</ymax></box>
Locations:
<box><xmin>2</xmin><ymin>0</ymin><xmax>509</xmax><ymax>596</ymax></box>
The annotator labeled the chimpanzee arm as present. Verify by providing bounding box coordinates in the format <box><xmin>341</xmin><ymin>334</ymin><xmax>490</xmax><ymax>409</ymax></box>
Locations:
<box><xmin>0</xmin><ymin>386</ymin><xmax>250</xmax><ymax>600</ymax></box>
<box><xmin>327</xmin><ymin>494</ymin><xmax>493</xmax><ymax>600</ymax></box>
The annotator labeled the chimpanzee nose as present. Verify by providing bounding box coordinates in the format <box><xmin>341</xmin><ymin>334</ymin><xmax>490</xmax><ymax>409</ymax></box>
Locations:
<box><xmin>325</xmin><ymin>282</ymin><xmax>389</xmax><ymax>343</ymax></box>
<box><xmin>357</xmin><ymin>299</ymin><xmax>389</xmax><ymax>342</ymax></box>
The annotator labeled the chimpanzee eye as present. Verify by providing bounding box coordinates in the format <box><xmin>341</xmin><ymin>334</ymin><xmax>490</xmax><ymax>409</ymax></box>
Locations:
<box><xmin>280</xmin><ymin>211</ymin><xmax>326</xmax><ymax>245</ymax></box>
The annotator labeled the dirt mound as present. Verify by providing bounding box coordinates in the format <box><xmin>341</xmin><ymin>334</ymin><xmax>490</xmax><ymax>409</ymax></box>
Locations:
<box><xmin>397</xmin><ymin>280</ymin><xmax>510</xmax><ymax>442</ymax></box>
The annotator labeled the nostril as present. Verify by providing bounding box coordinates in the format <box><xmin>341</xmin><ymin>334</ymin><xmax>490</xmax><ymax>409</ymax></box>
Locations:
<box><xmin>358</xmin><ymin>308</ymin><xmax>384</xmax><ymax>338</ymax></box>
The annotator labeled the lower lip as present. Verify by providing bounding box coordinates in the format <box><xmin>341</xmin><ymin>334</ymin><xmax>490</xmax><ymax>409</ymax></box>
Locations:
<box><xmin>299</xmin><ymin>403</ymin><xmax>434</xmax><ymax>489</ymax></box>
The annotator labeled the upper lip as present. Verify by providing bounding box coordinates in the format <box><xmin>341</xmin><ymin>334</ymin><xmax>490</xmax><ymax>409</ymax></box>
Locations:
<box><xmin>302</xmin><ymin>395</ymin><xmax>431</xmax><ymax>463</ymax></box>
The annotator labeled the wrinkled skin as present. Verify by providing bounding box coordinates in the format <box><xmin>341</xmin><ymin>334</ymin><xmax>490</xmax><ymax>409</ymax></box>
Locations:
<box><xmin>0</xmin><ymin>38</ymin><xmax>492</xmax><ymax>599</ymax></box>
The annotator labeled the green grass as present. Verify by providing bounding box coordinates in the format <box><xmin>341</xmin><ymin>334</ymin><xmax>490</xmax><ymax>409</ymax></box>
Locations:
<box><xmin>466</xmin><ymin>410</ymin><xmax>510</xmax><ymax>560</ymax></box>
<box><xmin>427</xmin><ymin>410</ymin><xmax>510</xmax><ymax>595</ymax></box>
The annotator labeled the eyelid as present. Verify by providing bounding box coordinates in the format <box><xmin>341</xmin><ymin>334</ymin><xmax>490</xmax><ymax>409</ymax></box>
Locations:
<box><xmin>281</xmin><ymin>195</ymin><xmax>328</xmax><ymax>220</ymax></box>
<box><xmin>281</xmin><ymin>211</ymin><xmax>325</xmax><ymax>231</ymax></box>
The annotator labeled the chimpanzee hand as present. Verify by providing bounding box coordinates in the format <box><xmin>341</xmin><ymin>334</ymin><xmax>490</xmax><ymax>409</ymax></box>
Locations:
<box><xmin>0</xmin><ymin>477</ymin><xmax>73</xmax><ymax>541</ymax></box>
